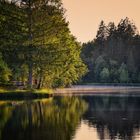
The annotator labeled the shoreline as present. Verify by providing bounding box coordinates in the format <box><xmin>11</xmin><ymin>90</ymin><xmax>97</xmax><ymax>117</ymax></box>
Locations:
<box><xmin>0</xmin><ymin>89</ymin><xmax>53</xmax><ymax>100</ymax></box>
<box><xmin>0</xmin><ymin>92</ymin><xmax>53</xmax><ymax>100</ymax></box>
<box><xmin>0</xmin><ymin>85</ymin><xmax>140</xmax><ymax>100</ymax></box>
<box><xmin>79</xmin><ymin>83</ymin><xmax>140</xmax><ymax>86</ymax></box>
<box><xmin>55</xmin><ymin>85</ymin><xmax>140</xmax><ymax>94</ymax></box>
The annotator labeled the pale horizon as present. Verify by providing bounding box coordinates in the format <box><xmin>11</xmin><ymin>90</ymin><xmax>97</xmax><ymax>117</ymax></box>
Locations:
<box><xmin>62</xmin><ymin>0</ymin><xmax>140</xmax><ymax>43</ymax></box>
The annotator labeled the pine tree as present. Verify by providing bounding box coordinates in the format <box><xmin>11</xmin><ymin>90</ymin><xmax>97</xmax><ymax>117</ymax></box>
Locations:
<box><xmin>0</xmin><ymin>0</ymin><xmax>87</xmax><ymax>88</ymax></box>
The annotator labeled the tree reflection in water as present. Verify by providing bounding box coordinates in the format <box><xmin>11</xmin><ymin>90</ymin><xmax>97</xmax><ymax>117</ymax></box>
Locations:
<box><xmin>0</xmin><ymin>102</ymin><xmax>14</xmax><ymax>139</ymax></box>
<box><xmin>83</xmin><ymin>95</ymin><xmax>140</xmax><ymax>140</ymax></box>
<box><xmin>0</xmin><ymin>97</ymin><xmax>88</xmax><ymax>140</ymax></box>
<box><xmin>0</xmin><ymin>95</ymin><xmax>140</xmax><ymax>140</ymax></box>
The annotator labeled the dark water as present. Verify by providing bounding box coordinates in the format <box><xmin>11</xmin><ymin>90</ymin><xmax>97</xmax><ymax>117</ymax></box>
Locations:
<box><xmin>0</xmin><ymin>94</ymin><xmax>140</xmax><ymax>140</ymax></box>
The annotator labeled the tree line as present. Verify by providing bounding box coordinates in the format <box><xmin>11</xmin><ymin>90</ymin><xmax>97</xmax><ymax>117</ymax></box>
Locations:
<box><xmin>82</xmin><ymin>17</ymin><xmax>140</xmax><ymax>83</ymax></box>
<box><xmin>0</xmin><ymin>0</ymin><xmax>87</xmax><ymax>88</ymax></box>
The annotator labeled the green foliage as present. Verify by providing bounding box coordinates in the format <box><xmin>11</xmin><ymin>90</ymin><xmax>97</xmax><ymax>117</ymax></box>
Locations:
<box><xmin>94</xmin><ymin>56</ymin><xmax>106</xmax><ymax>81</ymax></box>
<box><xmin>0</xmin><ymin>0</ymin><xmax>87</xmax><ymax>88</ymax></box>
<box><xmin>82</xmin><ymin>17</ymin><xmax>140</xmax><ymax>83</ymax></box>
<box><xmin>119</xmin><ymin>63</ymin><xmax>129</xmax><ymax>83</ymax></box>
<box><xmin>100</xmin><ymin>67</ymin><xmax>110</xmax><ymax>82</ymax></box>
<box><xmin>0</xmin><ymin>53</ymin><xmax>11</xmax><ymax>83</ymax></box>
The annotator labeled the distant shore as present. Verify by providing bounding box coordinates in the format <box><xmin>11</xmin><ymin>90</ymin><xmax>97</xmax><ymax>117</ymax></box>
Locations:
<box><xmin>55</xmin><ymin>85</ymin><xmax>140</xmax><ymax>94</ymax></box>
<box><xmin>79</xmin><ymin>83</ymin><xmax>140</xmax><ymax>86</ymax></box>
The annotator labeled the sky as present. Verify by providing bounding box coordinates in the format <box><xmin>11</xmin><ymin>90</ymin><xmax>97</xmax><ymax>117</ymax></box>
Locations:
<box><xmin>62</xmin><ymin>0</ymin><xmax>140</xmax><ymax>43</ymax></box>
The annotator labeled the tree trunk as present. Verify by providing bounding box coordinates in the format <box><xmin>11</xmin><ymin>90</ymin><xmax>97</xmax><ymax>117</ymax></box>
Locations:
<box><xmin>37</xmin><ymin>76</ymin><xmax>42</xmax><ymax>89</ymax></box>
<box><xmin>28</xmin><ymin>62</ymin><xmax>33</xmax><ymax>88</ymax></box>
<box><xmin>28</xmin><ymin>0</ymin><xmax>33</xmax><ymax>88</ymax></box>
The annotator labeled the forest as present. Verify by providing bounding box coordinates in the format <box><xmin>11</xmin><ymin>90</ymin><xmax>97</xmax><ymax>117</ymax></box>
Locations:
<box><xmin>82</xmin><ymin>17</ymin><xmax>140</xmax><ymax>83</ymax></box>
<box><xmin>0</xmin><ymin>1</ymin><xmax>140</xmax><ymax>90</ymax></box>
<box><xmin>0</xmin><ymin>0</ymin><xmax>87</xmax><ymax>89</ymax></box>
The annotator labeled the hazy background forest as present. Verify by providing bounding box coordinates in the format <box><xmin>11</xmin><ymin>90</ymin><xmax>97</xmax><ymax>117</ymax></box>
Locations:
<box><xmin>82</xmin><ymin>18</ymin><xmax>140</xmax><ymax>84</ymax></box>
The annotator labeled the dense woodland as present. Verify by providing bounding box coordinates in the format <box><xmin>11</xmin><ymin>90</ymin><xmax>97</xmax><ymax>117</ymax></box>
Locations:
<box><xmin>0</xmin><ymin>0</ymin><xmax>87</xmax><ymax>88</ymax></box>
<box><xmin>0</xmin><ymin>0</ymin><xmax>139</xmax><ymax>89</ymax></box>
<box><xmin>82</xmin><ymin>18</ymin><xmax>140</xmax><ymax>83</ymax></box>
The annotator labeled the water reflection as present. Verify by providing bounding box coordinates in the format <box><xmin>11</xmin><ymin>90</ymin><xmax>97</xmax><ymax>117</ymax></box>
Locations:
<box><xmin>82</xmin><ymin>95</ymin><xmax>140</xmax><ymax>140</ymax></box>
<box><xmin>0</xmin><ymin>97</ymin><xmax>87</xmax><ymax>140</ymax></box>
<box><xmin>0</xmin><ymin>95</ymin><xmax>140</xmax><ymax>140</ymax></box>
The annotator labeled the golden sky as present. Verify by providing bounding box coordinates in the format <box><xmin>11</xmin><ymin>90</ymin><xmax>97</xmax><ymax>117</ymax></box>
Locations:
<box><xmin>62</xmin><ymin>0</ymin><xmax>140</xmax><ymax>42</ymax></box>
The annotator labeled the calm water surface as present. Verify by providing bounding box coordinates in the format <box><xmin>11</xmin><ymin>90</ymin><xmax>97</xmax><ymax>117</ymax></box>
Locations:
<box><xmin>0</xmin><ymin>93</ymin><xmax>140</xmax><ymax>140</ymax></box>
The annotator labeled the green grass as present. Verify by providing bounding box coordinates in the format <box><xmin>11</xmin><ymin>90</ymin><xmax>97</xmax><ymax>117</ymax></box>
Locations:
<box><xmin>32</xmin><ymin>89</ymin><xmax>53</xmax><ymax>94</ymax></box>
<box><xmin>0</xmin><ymin>88</ymin><xmax>53</xmax><ymax>93</ymax></box>
<box><xmin>0</xmin><ymin>88</ymin><xmax>53</xmax><ymax>100</ymax></box>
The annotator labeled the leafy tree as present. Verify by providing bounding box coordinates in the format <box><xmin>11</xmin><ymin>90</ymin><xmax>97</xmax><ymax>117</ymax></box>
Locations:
<box><xmin>0</xmin><ymin>53</ymin><xmax>11</xmax><ymax>83</ymax></box>
<box><xmin>0</xmin><ymin>0</ymin><xmax>87</xmax><ymax>88</ymax></box>
<box><xmin>119</xmin><ymin>63</ymin><xmax>129</xmax><ymax>83</ymax></box>
<box><xmin>109</xmin><ymin>59</ymin><xmax>119</xmax><ymax>83</ymax></box>
<box><xmin>94</xmin><ymin>55</ymin><xmax>106</xmax><ymax>82</ymax></box>
<box><xmin>100</xmin><ymin>67</ymin><xmax>110</xmax><ymax>83</ymax></box>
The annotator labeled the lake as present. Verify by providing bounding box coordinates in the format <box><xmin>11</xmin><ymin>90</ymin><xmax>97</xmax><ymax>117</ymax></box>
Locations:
<box><xmin>0</xmin><ymin>92</ymin><xmax>140</xmax><ymax>140</ymax></box>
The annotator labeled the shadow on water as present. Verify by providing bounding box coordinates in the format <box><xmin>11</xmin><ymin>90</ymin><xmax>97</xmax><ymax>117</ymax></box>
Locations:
<box><xmin>0</xmin><ymin>93</ymin><xmax>140</xmax><ymax>140</ymax></box>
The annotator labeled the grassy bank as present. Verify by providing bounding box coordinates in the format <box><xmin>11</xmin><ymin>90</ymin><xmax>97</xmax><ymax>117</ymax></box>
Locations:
<box><xmin>0</xmin><ymin>88</ymin><xmax>53</xmax><ymax>100</ymax></box>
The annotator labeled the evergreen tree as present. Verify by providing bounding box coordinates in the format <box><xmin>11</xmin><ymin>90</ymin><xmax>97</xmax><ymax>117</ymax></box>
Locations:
<box><xmin>0</xmin><ymin>0</ymin><xmax>87</xmax><ymax>88</ymax></box>
<box><xmin>95</xmin><ymin>20</ymin><xmax>108</xmax><ymax>53</ymax></box>
<box><xmin>100</xmin><ymin>67</ymin><xmax>110</xmax><ymax>83</ymax></box>
<box><xmin>119</xmin><ymin>63</ymin><xmax>129</xmax><ymax>83</ymax></box>
<box><xmin>94</xmin><ymin>56</ymin><xmax>106</xmax><ymax>82</ymax></box>
<box><xmin>81</xmin><ymin>18</ymin><xmax>140</xmax><ymax>83</ymax></box>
